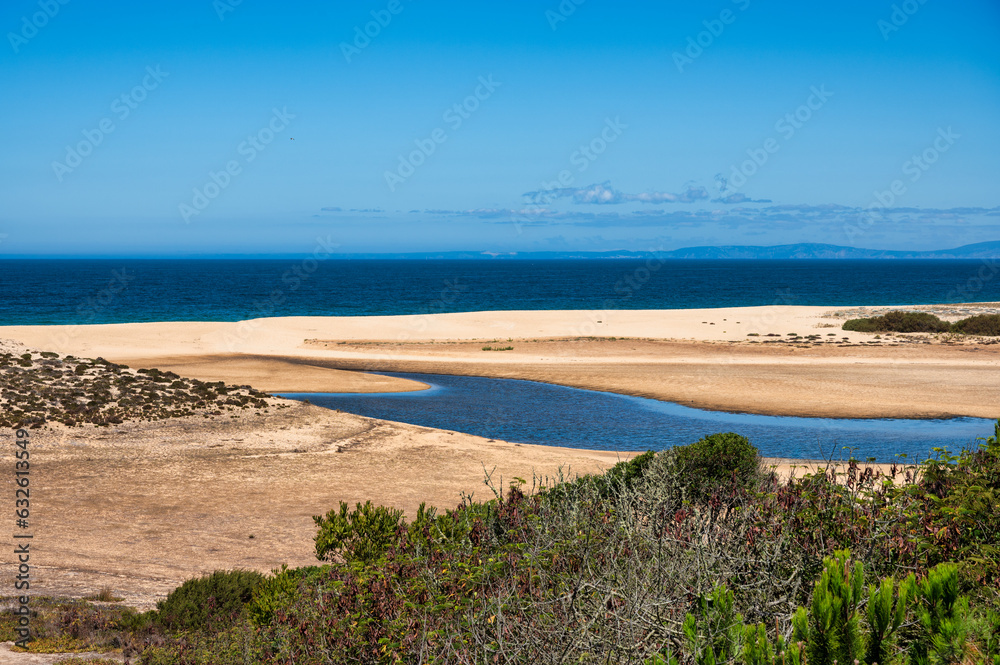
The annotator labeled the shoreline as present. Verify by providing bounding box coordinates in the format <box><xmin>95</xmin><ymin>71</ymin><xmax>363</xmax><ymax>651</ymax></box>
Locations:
<box><xmin>2</xmin><ymin>304</ymin><xmax>998</xmax><ymax>420</ymax></box>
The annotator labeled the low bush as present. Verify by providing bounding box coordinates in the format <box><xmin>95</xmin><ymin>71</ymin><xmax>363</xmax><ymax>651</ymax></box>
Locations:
<box><xmin>842</xmin><ymin>311</ymin><xmax>951</xmax><ymax>333</ymax></box>
<box><xmin>28</xmin><ymin>422</ymin><xmax>1000</xmax><ymax>664</ymax></box>
<box><xmin>313</xmin><ymin>501</ymin><xmax>405</xmax><ymax>564</ymax></box>
<box><xmin>951</xmin><ymin>313</ymin><xmax>1000</xmax><ymax>336</ymax></box>
<box><xmin>673</xmin><ymin>431</ymin><xmax>762</xmax><ymax>500</ymax></box>
<box><xmin>153</xmin><ymin>569</ymin><xmax>264</xmax><ymax>633</ymax></box>
<box><xmin>843</xmin><ymin>311</ymin><xmax>1000</xmax><ymax>336</ymax></box>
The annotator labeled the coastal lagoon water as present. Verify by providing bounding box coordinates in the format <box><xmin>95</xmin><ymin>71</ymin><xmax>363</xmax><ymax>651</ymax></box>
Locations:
<box><xmin>280</xmin><ymin>373</ymin><xmax>996</xmax><ymax>462</ymax></box>
<box><xmin>1</xmin><ymin>259</ymin><xmax>997</xmax><ymax>324</ymax></box>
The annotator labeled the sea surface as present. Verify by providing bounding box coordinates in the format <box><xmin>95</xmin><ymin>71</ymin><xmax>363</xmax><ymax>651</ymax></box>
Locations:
<box><xmin>0</xmin><ymin>258</ymin><xmax>997</xmax><ymax>325</ymax></box>
<box><xmin>281</xmin><ymin>373</ymin><xmax>996</xmax><ymax>462</ymax></box>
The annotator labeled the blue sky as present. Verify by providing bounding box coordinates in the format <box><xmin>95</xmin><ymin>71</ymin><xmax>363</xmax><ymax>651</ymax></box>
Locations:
<box><xmin>1</xmin><ymin>0</ymin><xmax>998</xmax><ymax>256</ymax></box>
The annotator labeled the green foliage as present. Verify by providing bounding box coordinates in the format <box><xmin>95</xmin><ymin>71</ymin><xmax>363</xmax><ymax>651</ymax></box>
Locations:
<box><xmin>683</xmin><ymin>585</ymin><xmax>745</xmax><ymax>665</ymax></box>
<box><xmin>910</xmin><ymin>563</ymin><xmax>971</xmax><ymax>665</ymax></box>
<box><xmin>843</xmin><ymin>311</ymin><xmax>1000</xmax><ymax>336</ymax></box>
<box><xmin>550</xmin><ymin>449</ymin><xmax>657</xmax><ymax>503</ymax></box>
<box><xmin>865</xmin><ymin>572</ymin><xmax>916</xmax><ymax>665</ymax></box>
<box><xmin>674</xmin><ymin>432</ymin><xmax>761</xmax><ymax>500</ymax></box>
<box><xmin>313</xmin><ymin>500</ymin><xmax>405</xmax><ymax>564</ymax></box>
<box><xmin>980</xmin><ymin>420</ymin><xmax>1000</xmax><ymax>452</ymax></box>
<box><xmin>951</xmin><ymin>313</ymin><xmax>1000</xmax><ymax>336</ymax></box>
<box><xmin>680</xmin><ymin>554</ymin><xmax>981</xmax><ymax>665</ymax></box>
<box><xmin>248</xmin><ymin>564</ymin><xmax>329</xmax><ymax>627</ymax></box>
<box><xmin>976</xmin><ymin>609</ymin><xmax>1000</xmax><ymax>665</ymax></box>
<box><xmin>799</xmin><ymin>550</ymin><xmax>865</xmax><ymax>665</ymax></box>
<box><xmin>82</xmin><ymin>421</ymin><xmax>1000</xmax><ymax>663</ymax></box>
<box><xmin>843</xmin><ymin>311</ymin><xmax>951</xmax><ymax>333</ymax></box>
<box><xmin>153</xmin><ymin>569</ymin><xmax>264</xmax><ymax>632</ymax></box>
<box><xmin>898</xmin><ymin>433</ymin><xmax>1000</xmax><ymax>586</ymax></box>
<box><xmin>741</xmin><ymin>623</ymin><xmax>777</xmax><ymax>665</ymax></box>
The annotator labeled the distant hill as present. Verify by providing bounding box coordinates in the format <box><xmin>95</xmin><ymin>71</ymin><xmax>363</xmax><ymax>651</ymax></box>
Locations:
<box><xmin>39</xmin><ymin>241</ymin><xmax>998</xmax><ymax>260</ymax></box>
<box><xmin>651</xmin><ymin>241</ymin><xmax>1000</xmax><ymax>259</ymax></box>
<box><xmin>317</xmin><ymin>241</ymin><xmax>1000</xmax><ymax>260</ymax></box>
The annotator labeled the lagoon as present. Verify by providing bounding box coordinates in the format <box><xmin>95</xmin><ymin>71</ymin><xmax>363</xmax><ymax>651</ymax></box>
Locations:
<box><xmin>280</xmin><ymin>372</ymin><xmax>995</xmax><ymax>462</ymax></box>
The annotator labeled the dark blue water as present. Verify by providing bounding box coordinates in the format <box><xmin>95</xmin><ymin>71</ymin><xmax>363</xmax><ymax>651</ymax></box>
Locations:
<box><xmin>0</xmin><ymin>259</ymin><xmax>997</xmax><ymax>324</ymax></box>
<box><xmin>280</xmin><ymin>373</ymin><xmax>996</xmax><ymax>462</ymax></box>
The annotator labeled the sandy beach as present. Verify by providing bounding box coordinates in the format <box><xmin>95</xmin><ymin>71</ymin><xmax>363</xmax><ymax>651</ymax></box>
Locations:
<box><xmin>3</xmin><ymin>304</ymin><xmax>998</xmax><ymax>419</ymax></box>
<box><xmin>0</xmin><ymin>304</ymin><xmax>995</xmax><ymax>608</ymax></box>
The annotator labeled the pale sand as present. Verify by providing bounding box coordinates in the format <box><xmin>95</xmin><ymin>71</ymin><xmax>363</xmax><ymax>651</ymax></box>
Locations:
<box><xmin>2</xmin><ymin>305</ymin><xmax>998</xmax><ymax>418</ymax></box>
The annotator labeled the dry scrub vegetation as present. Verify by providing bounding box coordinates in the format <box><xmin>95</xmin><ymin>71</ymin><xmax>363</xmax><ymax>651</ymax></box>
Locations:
<box><xmin>4</xmin><ymin>430</ymin><xmax>998</xmax><ymax>664</ymax></box>
<box><xmin>0</xmin><ymin>349</ymin><xmax>274</xmax><ymax>429</ymax></box>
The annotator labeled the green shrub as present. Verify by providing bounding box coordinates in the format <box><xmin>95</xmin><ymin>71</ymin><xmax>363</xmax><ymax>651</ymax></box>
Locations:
<box><xmin>793</xmin><ymin>550</ymin><xmax>865</xmax><ymax>665</ymax></box>
<box><xmin>248</xmin><ymin>565</ymin><xmax>329</xmax><ymax>627</ymax></box>
<box><xmin>581</xmin><ymin>450</ymin><xmax>657</xmax><ymax>500</ymax></box>
<box><xmin>154</xmin><ymin>569</ymin><xmax>264</xmax><ymax>632</ymax></box>
<box><xmin>681</xmin><ymin>584</ymin><xmax>744</xmax><ymax>665</ymax></box>
<box><xmin>910</xmin><ymin>563</ymin><xmax>972</xmax><ymax>665</ymax></box>
<box><xmin>680</xmin><ymin>553</ymin><xmax>982</xmax><ymax>665</ymax></box>
<box><xmin>674</xmin><ymin>432</ymin><xmax>761</xmax><ymax>500</ymax></box>
<box><xmin>313</xmin><ymin>500</ymin><xmax>405</xmax><ymax>563</ymax></box>
<box><xmin>951</xmin><ymin>313</ymin><xmax>1000</xmax><ymax>336</ymax></box>
<box><xmin>134</xmin><ymin>422</ymin><xmax>1000</xmax><ymax>665</ymax></box>
<box><xmin>842</xmin><ymin>311</ymin><xmax>951</xmax><ymax>333</ymax></box>
<box><xmin>897</xmin><ymin>430</ymin><xmax>1000</xmax><ymax>586</ymax></box>
<box><xmin>842</xmin><ymin>311</ymin><xmax>1000</xmax><ymax>336</ymax></box>
<box><xmin>865</xmin><ymin>572</ymin><xmax>916</xmax><ymax>665</ymax></box>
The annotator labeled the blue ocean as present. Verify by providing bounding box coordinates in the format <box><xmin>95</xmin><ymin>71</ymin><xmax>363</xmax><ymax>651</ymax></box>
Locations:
<box><xmin>0</xmin><ymin>259</ymin><xmax>997</xmax><ymax>325</ymax></box>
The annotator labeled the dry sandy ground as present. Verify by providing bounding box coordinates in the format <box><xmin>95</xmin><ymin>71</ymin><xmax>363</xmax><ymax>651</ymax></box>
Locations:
<box><xmin>0</xmin><ymin>401</ymin><xmax>634</xmax><ymax>612</ymax></box>
<box><xmin>3</xmin><ymin>305</ymin><xmax>996</xmax><ymax>419</ymax></box>
<box><xmin>0</xmin><ymin>641</ymin><xmax>124</xmax><ymax>664</ymax></box>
